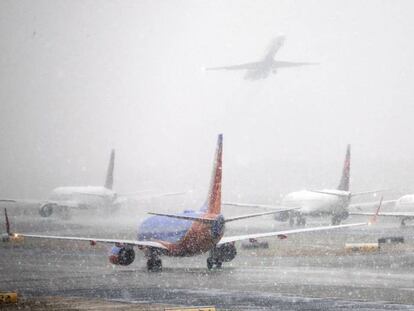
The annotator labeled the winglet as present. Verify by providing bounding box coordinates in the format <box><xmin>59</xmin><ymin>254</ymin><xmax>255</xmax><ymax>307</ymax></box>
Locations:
<box><xmin>369</xmin><ymin>196</ymin><xmax>383</xmax><ymax>225</ymax></box>
<box><xmin>206</xmin><ymin>134</ymin><xmax>223</xmax><ymax>215</ymax></box>
<box><xmin>5</xmin><ymin>208</ymin><xmax>10</xmax><ymax>236</ymax></box>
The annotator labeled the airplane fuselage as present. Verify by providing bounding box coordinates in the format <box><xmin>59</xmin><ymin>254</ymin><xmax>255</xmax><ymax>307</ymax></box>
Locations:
<box><xmin>244</xmin><ymin>58</ymin><xmax>274</xmax><ymax>80</ymax></box>
<box><xmin>282</xmin><ymin>189</ymin><xmax>349</xmax><ymax>216</ymax></box>
<box><xmin>45</xmin><ymin>186</ymin><xmax>117</xmax><ymax>212</ymax></box>
<box><xmin>392</xmin><ymin>194</ymin><xmax>414</xmax><ymax>212</ymax></box>
<box><xmin>137</xmin><ymin>209</ymin><xmax>224</xmax><ymax>257</ymax></box>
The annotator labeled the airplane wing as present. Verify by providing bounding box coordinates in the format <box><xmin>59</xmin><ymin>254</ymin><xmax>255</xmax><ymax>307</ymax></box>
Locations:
<box><xmin>218</xmin><ymin>222</ymin><xmax>367</xmax><ymax>245</ymax></box>
<box><xmin>273</xmin><ymin>61</ymin><xmax>317</xmax><ymax>68</ymax></box>
<box><xmin>349</xmin><ymin>200</ymin><xmax>397</xmax><ymax>211</ymax></box>
<box><xmin>349</xmin><ymin>211</ymin><xmax>414</xmax><ymax>218</ymax></box>
<box><xmin>0</xmin><ymin>198</ymin><xmax>41</xmax><ymax>204</ymax></box>
<box><xmin>3</xmin><ymin>207</ymin><xmax>167</xmax><ymax>249</ymax></box>
<box><xmin>205</xmin><ymin>62</ymin><xmax>261</xmax><ymax>71</ymax></box>
<box><xmin>219</xmin><ymin>197</ymin><xmax>383</xmax><ymax>245</ymax></box>
<box><xmin>12</xmin><ymin>233</ymin><xmax>168</xmax><ymax>249</ymax></box>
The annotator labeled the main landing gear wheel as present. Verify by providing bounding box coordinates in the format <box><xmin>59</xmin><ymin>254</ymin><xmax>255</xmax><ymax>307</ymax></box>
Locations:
<box><xmin>147</xmin><ymin>257</ymin><xmax>162</xmax><ymax>272</ymax></box>
<box><xmin>297</xmin><ymin>216</ymin><xmax>306</xmax><ymax>226</ymax></box>
<box><xmin>207</xmin><ymin>257</ymin><xmax>222</xmax><ymax>270</ymax></box>
<box><xmin>331</xmin><ymin>216</ymin><xmax>341</xmax><ymax>226</ymax></box>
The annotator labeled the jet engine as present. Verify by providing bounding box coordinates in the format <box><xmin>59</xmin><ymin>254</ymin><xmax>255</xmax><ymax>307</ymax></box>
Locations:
<box><xmin>210</xmin><ymin>242</ymin><xmax>237</xmax><ymax>262</ymax></box>
<box><xmin>109</xmin><ymin>245</ymin><xmax>135</xmax><ymax>266</ymax></box>
<box><xmin>39</xmin><ymin>203</ymin><xmax>55</xmax><ymax>217</ymax></box>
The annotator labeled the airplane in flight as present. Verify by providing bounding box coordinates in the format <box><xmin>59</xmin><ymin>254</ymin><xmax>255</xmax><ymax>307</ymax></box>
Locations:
<box><xmin>1</xmin><ymin>150</ymin><xmax>182</xmax><ymax>218</ymax></box>
<box><xmin>225</xmin><ymin>145</ymin><xmax>382</xmax><ymax>226</ymax></box>
<box><xmin>2</xmin><ymin>135</ymin><xmax>378</xmax><ymax>271</ymax></box>
<box><xmin>205</xmin><ymin>36</ymin><xmax>316</xmax><ymax>80</ymax></box>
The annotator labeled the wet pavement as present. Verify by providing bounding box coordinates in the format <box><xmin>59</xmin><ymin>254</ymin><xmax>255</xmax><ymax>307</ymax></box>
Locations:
<box><xmin>1</xmin><ymin>211</ymin><xmax>414</xmax><ymax>310</ymax></box>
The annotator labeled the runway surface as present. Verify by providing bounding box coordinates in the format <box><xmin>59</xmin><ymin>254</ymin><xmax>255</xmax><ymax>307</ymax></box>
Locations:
<box><xmin>1</xmin><ymin>209</ymin><xmax>414</xmax><ymax>310</ymax></box>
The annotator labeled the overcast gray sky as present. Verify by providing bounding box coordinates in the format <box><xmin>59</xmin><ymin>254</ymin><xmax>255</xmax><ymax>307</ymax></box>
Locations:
<box><xmin>1</xmin><ymin>0</ymin><xmax>414</xmax><ymax>201</ymax></box>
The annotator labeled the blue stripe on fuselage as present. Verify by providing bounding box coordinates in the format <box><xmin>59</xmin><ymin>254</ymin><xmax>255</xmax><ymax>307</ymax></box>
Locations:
<box><xmin>137</xmin><ymin>210</ymin><xmax>203</xmax><ymax>243</ymax></box>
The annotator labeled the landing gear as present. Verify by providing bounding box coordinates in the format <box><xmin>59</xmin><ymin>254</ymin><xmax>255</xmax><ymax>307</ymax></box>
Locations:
<box><xmin>296</xmin><ymin>215</ymin><xmax>306</xmax><ymax>226</ymax></box>
<box><xmin>207</xmin><ymin>257</ymin><xmax>222</xmax><ymax>270</ymax></box>
<box><xmin>331</xmin><ymin>215</ymin><xmax>341</xmax><ymax>225</ymax></box>
<box><xmin>289</xmin><ymin>214</ymin><xmax>295</xmax><ymax>226</ymax></box>
<box><xmin>147</xmin><ymin>257</ymin><xmax>162</xmax><ymax>272</ymax></box>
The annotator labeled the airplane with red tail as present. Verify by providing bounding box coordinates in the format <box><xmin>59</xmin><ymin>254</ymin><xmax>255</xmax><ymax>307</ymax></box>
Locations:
<box><xmin>2</xmin><ymin>134</ymin><xmax>379</xmax><ymax>271</ymax></box>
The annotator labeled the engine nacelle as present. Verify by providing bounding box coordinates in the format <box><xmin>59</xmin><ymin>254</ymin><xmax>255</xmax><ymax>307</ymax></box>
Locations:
<box><xmin>211</xmin><ymin>242</ymin><xmax>237</xmax><ymax>262</ymax></box>
<box><xmin>109</xmin><ymin>245</ymin><xmax>135</xmax><ymax>266</ymax></box>
<box><xmin>39</xmin><ymin>204</ymin><xmax>54</xmax><ymax>217</ymax></box>
<box><xmin>274</xmin><ymin>211</ymin><xmax>289</xmax><ymax>222</ymax></box>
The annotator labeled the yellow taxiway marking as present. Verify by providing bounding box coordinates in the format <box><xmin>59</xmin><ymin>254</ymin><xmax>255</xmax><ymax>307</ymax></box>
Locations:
<box><xmin>165</xmin><ymin>307</ymin><xmax>216</xmax><ymax>311</ymax></box>
<box><xmin>0</xmin><ymin>292</ymin><xmax>18</xmax><ymax>304</ymax></box>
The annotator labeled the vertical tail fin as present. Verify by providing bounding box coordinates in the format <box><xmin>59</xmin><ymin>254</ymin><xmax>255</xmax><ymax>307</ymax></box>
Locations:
<box><xmin>337</xmin><ymin>144</ymin><xmax>351</xmax><ymax>191</ymax></box>
<box><xmin>104</xmin><ymin>149</ymin><xmax>115</xmax><ymax>190</ymax></box>
<box><xmin>205</xmin><ymin>134</ymin><xmax>223</xmax><ymax>215</ymax></box>
<box><xmin>5</xmin><ymin>208</ymin><xmax>11</xmax><ymax>236</ymax></box>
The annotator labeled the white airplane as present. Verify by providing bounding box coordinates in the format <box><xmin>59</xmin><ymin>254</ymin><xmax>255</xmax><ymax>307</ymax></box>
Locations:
<box><xmin>225</xmin><ymin>145</ymin><xmax>382</xmax><ymax>226</ymax></box>
<box><xmin>1</xmin><ymin>135</ymin><xmax>379</xmax><ymax>271</ymax></box>
<box><xmin>350</xmin><ymin>195</ymin><xmax>414</xmax><ymax>226</ymax></box>
<box><xmin>205</xmin><ymin>36</ymin><xmax>316</xmax><ymax>80</ymax></box>
<box><xmin>1</xmin><ymin>150</ymin><xmax>183</xmax><ymax>218</ymax></box>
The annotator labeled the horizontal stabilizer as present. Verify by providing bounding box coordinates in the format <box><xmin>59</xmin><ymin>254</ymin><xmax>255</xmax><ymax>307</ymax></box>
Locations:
<box><xmin>309</xmin><ymin>190</ymin><xmax>350</xmax><ymax>197</ymax></box>
<box><xmin>223</xmin><ymin>201</ymin><xmax>285</xmax><ymax>210</ymax></box>
<box><xmin>148</xmin><ymin>208</ymin><xmax>298</xmax><ymax>224</ymax></box>
<box><xmin>147</xmin><ymin>212</ymin><xmax>216</xmax><ymax>223</ymax></box>
<box><xmin>224</xmin><ymin>208</ymin><xmax>298</xmax><ymax>222</ymax></box>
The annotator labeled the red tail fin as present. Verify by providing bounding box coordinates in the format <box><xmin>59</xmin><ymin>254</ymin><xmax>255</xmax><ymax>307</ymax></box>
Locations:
<box><xmin>206</xmin><ymin>134</ymin><xmax>223</xmax><ymax>215</ymax></box>
<box><xmin>337</xmin><ymin>144</ymin><xmax>351</xmax><ymax>191</ymax></box>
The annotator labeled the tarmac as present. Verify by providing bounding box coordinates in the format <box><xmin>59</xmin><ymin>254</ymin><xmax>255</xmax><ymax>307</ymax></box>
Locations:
<box><xmin>1</xmin><ymin>208</ymin><xmax>414</xmax><ymax>310</ymax></box>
